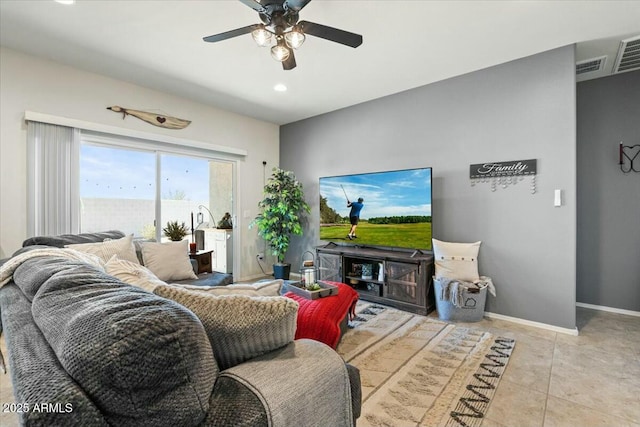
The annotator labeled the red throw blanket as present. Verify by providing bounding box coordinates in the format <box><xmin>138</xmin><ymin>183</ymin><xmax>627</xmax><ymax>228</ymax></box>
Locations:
<box><xmin>284</xmin><ymin>282</ymin><xmax>359</xmax><ymax>349</ymax></box>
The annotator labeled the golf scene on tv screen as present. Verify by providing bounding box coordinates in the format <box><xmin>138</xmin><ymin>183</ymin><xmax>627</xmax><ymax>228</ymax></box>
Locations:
<box><xmin>319</xmin><ymin>167</ymin><xmax>432</xmax><ymax>250</ymax></box>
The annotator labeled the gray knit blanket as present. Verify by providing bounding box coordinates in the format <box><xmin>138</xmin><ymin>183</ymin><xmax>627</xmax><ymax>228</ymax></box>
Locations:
<box><xmin>437</xmin><ymin>276</ymin><xmax>496</xmax><ymax>308</ymax></box>
<box><xmin>1</xmin><ymin>254</ymin><xmax>217</xmax><ymax>426</ymax></box>
<box><xmin>0</xmin><ymin>248</ymin><xmax>104</xmax><ymax>374</ymax></box>
<box><xmin>0</xmin><ymin>247</ymin><xmax>104</xmax><ymax>287</ymax></box>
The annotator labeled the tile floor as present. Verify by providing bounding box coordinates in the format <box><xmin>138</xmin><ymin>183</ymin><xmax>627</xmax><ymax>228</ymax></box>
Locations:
<box><xmin>0</xmin><ymin>306</ymin><xmax>638</xmax><ymax>426</ymax></box>
<box><xmin>453</xmin><ymin>307</ymin><xmax>640</xmax><ymax>427</ymax></box>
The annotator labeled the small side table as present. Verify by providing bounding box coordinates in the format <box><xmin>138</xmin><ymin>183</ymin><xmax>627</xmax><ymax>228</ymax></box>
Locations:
<box><xmin>189</xmin><ymin>250</ymin><xmax>213</xmax><ymax>274</ymax></box>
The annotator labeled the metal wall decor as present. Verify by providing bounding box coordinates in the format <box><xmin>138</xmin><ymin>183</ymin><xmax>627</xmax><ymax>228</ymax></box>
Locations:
<box><xmin>470</xmin><ymin>159</ymin><xmax>538</xmax><ymax>193</ymax></box>
<box><xmin>619</xmin><ymin>142</ymin><xmax>640</xmax><ymax>173</ymax></box>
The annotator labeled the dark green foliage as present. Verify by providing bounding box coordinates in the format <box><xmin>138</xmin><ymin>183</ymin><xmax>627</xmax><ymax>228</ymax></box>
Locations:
<box><xmin>163</xmin><ymin>220</ymin><xmax>188</xmax><ymax>241</ymax></box>
<box><xmin>319</xmin><ymin>195</ymin><xmax>342</xmax><ymax>224</ymax></box>
<box><xmin>250</xmin><ymin>168</ymin><xmax>311</xmax><ymax>263</ymax></box>
<box><xmin>368</xmin><ymin>215</ymin><xmax>432</xmax><ymax>225</ymax></box>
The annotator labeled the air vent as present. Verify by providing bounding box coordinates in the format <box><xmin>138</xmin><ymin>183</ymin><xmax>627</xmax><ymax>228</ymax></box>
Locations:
<box><xmin>576</xmin><ymin>56</ymin><xmax>607</xmax><ymax>75</ymax></box>
<box><xmin>613</xmin><ymin>35</ymin><xmax>640</xmax><ymax>74</ymax></box>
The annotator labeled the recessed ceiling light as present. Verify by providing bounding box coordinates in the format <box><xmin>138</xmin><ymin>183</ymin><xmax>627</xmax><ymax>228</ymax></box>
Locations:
<box><xmin>55</xmin><ymin>0</ymin><xmax>75</xmax><ymax>4</ymax></box>
<box><xmin>274</xmin><ymin>84</ymin><xmax>287</xmax><ymax>92</ymax></box>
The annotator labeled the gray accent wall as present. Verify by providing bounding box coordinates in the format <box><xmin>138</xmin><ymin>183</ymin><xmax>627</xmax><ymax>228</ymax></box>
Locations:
<box><xmin>577</xmin><ymin>71</ymin><xmax>640</xmax><ymax>312</ymax></box>
<box><xmin>281</xmin><ymin>46</ymin><xmax>577</xmax><ymax>330</ymax></box>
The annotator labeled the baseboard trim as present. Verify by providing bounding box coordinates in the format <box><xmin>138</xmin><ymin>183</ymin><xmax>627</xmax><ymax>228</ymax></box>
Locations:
<box><xmin>576</xmin><ymin>302</ymin><xmax>640</xmax><ymax>317</ymax></box>
<box><xmin>484</xmin><ymin>311</ymin><xmax>579</xmax><ymax>336</ymax></box>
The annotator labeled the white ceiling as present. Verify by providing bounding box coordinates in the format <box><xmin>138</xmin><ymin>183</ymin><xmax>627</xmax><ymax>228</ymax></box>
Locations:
<box><xmin>1</xmin><ymin>0</ymin><xmax>639</xmax><ymax>125</ymax></box>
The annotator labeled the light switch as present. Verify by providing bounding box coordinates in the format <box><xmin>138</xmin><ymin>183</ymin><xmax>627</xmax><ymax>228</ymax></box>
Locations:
<box><xmin>554</xmin><ymin>189</ymin><xmax>562</xmax><ymax>207</ymax></box>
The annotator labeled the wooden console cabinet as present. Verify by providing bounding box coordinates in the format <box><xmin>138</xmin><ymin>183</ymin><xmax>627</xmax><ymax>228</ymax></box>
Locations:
<box><xmin>189</xmin><ymin>250</ymin><xmax>213</xmax><ymax>274</ymax></box>
<box><xmin>316</xmin><ymin>243</ymin><xmax>435</xmax><ymax>315</ymax></box>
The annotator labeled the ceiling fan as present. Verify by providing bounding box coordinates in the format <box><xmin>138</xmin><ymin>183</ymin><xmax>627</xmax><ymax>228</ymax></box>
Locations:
<box><xmin>202</xmin><ymin>0</ymin><xmax>363</xmax><ymax>70</ymax></box>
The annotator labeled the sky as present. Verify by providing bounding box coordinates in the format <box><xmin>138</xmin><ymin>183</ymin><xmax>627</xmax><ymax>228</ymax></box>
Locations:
<box><xmin>80</xmin><ymin>144</ymin><xmax>209</xmax><ymax>201</ymax></box>
<box><xmin>319</xmin><ymin>168</ymin><xmax>432</xmax><ymax>219</ymax></box>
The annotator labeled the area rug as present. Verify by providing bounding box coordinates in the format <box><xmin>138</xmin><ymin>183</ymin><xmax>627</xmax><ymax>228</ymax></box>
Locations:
<box><xmin>337</xmin><ymin>302</ymin><xmax>515</xmax><ymax>427</ymax></box>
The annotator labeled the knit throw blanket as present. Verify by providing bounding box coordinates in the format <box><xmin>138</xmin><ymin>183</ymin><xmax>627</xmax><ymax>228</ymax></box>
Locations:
<box><xmin>0</xmin><ymin>248</ymin><xmax>104</xmax><ymax>374</ymax></box>
<box><xmin>437</xmin><ymin>276</ymin><xmax>497</xmax><ymax>308</ymax></box>
<box><xmin>0</xmin><ymin>247</ymin><xmax>104</xmax><ymax>288</ymax></box>
<box><xmin>284</xmin><ymin>282</ymin><xmax>359</xmax><ymax>348</ymax></box>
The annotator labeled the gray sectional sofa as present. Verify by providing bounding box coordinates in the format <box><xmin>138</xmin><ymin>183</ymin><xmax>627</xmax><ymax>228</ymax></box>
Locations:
<box><xmin>0</xmin><ymin>232</ymin><xmax>361</xmax><ymax>426</ymax></box>
<box><xmin>20</xmin><ymin>230</ymin><xmax>234</xmax><ymax>287</ymax></box>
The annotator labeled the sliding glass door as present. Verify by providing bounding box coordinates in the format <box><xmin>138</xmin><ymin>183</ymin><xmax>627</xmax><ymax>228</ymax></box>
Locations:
<box><xmin>159</xmin><ymin>154</ymin><xmax>210</xmax><ymax>242</ymax></box>
<box><xmin>79</xmin><ymin>144</ymin><xmax>156</xmax><ymax>237</ymax></box>
<box><xmin>79</xmin><ymin>143</ymin><xmax>231</xmax><ymax>245</ymax></box>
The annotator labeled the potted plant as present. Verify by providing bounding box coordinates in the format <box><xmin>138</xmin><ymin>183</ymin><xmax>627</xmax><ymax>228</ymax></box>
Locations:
<box><xmin>163</xmin><ymin>220</ymin><xmax>188</xmax><ymax>241</ymax></box>
<box><xmin>251</xmin><ymin>167</ymin><xmax>311</xmax><ymax>279</ymax></box>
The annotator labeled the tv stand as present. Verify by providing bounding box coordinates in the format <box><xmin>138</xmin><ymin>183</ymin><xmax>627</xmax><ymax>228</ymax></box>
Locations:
<box><xmin>410</xmin><ymin>249</ymin><xmax>426</xmax><ymax>258</ymax></box>
<box><xmin>316</xmin><ymin>245</ymin><xmax>435</xmax><ymax>315</ymax></box>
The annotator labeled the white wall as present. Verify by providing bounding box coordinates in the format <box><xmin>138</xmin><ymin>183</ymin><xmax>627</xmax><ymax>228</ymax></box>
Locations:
<box><xmin>0</xmin><ymin>47</ymin><xmax>278</xmax><ymax>280</ymax></box>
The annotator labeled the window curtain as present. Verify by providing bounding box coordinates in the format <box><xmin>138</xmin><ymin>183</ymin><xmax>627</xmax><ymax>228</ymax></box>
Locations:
<box><xmin>27</xmin><ymin>121</ymin><xmax>80</xmax><ymax>237</ymax></box>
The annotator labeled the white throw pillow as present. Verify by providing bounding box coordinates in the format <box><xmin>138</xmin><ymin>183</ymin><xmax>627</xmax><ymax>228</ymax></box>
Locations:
<box><xmin>104</xmin><ymin>255</ymin><xmax>167</xmax><ymax>292</ymax></box>
<box><xmin>170</xmin><ymin>279</ymin><xmax>283</xmax><ymax>296</ymax></box>
<box><xmin>432</xmin><ymin>238</ymin><xmax>481</xmax><ymax>282</ymax></box>
<box><xmin>66</xmin><ymin>234</ymin><xmax>139</xmax><ymax>264</ymax></box>
<box><xmin>140</xmin><ymin>240</ymin><xmax>198</xmax><ymax>282</ymax></box>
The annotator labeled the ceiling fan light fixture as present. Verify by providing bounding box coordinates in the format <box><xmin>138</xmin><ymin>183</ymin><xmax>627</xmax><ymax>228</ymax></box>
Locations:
<box><xmin>271</xmin><ymin>40</ymin><xmax>291</xmax><ymax>62</ymax></box>
<box><xmin>202</xmin><ymin>0</ymin><xmax>363</xmax><ymax>70</ymax></box>
<box><xmin>251</xmin><ymin>25</ymin><xmax>272</xmax><ymax>47</ymax></box>
<box><xmin>284</xmin><ymin>28</ymin><xmax>305</xmax><ymax>49</ymax></box>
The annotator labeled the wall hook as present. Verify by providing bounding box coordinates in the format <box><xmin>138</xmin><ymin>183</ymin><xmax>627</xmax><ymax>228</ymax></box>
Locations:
<box><xmin>619</xmin><ymin>142</ymin><xmax>640</xmax><ymax>173</ymax></box>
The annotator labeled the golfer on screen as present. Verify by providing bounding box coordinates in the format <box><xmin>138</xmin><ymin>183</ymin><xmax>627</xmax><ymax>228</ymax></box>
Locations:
<box><xmin>347</xmin><ymin>197</ymin><xmax>364</xmax><ymax>240</ymax></box>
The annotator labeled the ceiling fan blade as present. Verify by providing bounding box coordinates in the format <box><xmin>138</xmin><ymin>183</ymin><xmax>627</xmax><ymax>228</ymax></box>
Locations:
<box><xmin>238</xmin><ymin>0</ymin><xmax>268</xmax><ymax>14</ymax></box>
<box><xmin>203</xmin><ymin>24</ymin><xmax>261</xmax><ymax>43</ymax></box>
<box><xmin>298</xmin><ymin>21</ymin><xmax>363</xmax><ymax>48</ymax></box>
<box><xmin>282</xmin><ymin>49</ymin><xmax>297</xmax><ymax>70</ymax></box>
<box><xmin>284</xmin><ymin>0</ymin><xmax>312</xmax><ymax>12</ymax></box>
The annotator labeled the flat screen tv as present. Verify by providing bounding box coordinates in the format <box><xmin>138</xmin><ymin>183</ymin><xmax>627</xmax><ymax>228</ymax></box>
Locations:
<box><xmin>319</xmin><ymin>167</ymin><xmax>432</xmax><ymax>251</ymax></box>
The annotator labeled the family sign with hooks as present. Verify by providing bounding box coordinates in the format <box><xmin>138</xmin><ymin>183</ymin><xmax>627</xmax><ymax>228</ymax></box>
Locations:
<box><xmin>470</xmin><ymin>159</ymin><xmax>538</xmax><ymax>193</ymax></box>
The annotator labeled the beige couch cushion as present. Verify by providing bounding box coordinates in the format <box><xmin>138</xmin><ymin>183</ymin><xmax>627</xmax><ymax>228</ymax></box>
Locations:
<box><xmin>104</xmin><ymin>255</ymin><xmax>166</xmax><ymax>292</ymax></box>
<box><xmin>140</xmin><ymin>240</ymin><xmax>198</xmax><ymax>282</ymax></box>
<box><xmin>66</xmin><ymin>234</ymin><xmax>138</xmax><ymax>264</ymax></box>
<box><xmin>175</xmin><ymin>279</ymin><xmax>282</xmax><ymax>296</ymax></box>
<box><xmin>154</xmin><ymin>284</ymin><xmax>298</xmax><ymax>370</ymax></box>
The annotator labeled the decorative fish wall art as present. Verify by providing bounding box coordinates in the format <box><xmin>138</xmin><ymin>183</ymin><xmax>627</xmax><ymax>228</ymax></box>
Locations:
<box><xmin>107</xmin><ymin>106</ymin><xmax>191</xmax><ymax>129</ymax></box>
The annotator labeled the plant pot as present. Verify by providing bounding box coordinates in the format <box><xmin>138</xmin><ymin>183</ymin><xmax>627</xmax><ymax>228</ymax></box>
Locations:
<box><xmin>273</xmin><ymin>263</ymin><xmax>291</xmax><ymax>280</ymax></box>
